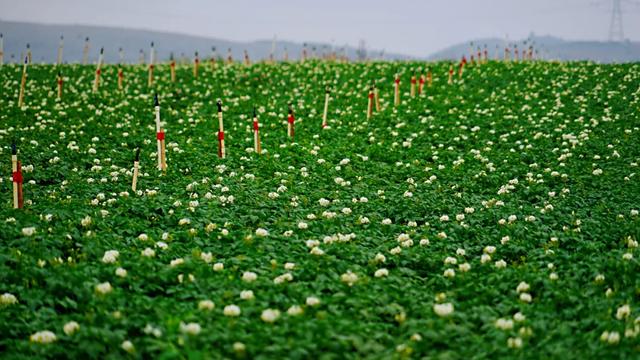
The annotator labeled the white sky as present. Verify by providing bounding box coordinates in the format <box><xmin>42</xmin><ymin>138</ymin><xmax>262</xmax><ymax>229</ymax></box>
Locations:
<box><xmin>0</xmin><ymin>0</ymin><xmax>638</xmax><ymax>56</ymax></box>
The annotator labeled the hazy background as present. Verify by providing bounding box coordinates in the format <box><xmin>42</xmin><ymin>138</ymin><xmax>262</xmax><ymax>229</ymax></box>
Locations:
<box><xmin>1</xmin><ymin>0</ymin><xmax>639</xmax><ymax>57</ymax></box>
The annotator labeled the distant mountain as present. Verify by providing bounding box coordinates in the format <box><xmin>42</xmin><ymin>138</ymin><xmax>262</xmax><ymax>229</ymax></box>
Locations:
<box><xmin>0</xmin><ymin>20</ymin><xmax>412</xmax><ymax>64</ymax></box>
<box><xmin>428</xmin><ymin>34</ymin><xmax>640</xmax><ymax>63</ymax></box>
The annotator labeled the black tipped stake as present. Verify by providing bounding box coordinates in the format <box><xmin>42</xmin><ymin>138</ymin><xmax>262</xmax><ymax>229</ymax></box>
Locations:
<box><xmin>253</xmin><ymin>106</ymin><xmax>257</xmax><ymax>118</ymax></box>
<box><xmin>216</xmin><ymin>100</ymin><xmax>222</xmax><ymax>113</ymax></box>
<box><xmin>135</xmin><ymin>148</ymin><xmax>140</xmax><ymax>162</ymax></box>
<box><xmin>154</xmin><ymin>93</ymin><xmax>159</xmax><ymax>107</ymax></box>
<box><xmin>11</xmin><ymin>143</ymin><xmax>17</xmax><ymax>155</ymax></box>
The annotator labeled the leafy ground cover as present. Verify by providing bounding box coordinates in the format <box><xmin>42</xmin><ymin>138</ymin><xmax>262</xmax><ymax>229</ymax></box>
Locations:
<box><xmin>0</xmin><ymin>59</ymin><xmax>639</xmax><ymax>358</ymax></box>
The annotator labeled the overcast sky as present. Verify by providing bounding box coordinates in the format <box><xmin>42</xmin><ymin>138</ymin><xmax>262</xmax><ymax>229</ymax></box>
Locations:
<box><xmin>1</xmin><ymin>0</ymin><xmax>638</xmax><ymax>57</ymax></box>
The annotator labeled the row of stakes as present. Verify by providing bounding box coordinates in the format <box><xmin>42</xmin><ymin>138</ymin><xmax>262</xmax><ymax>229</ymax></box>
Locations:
<box><xmin>9</xmin><ymin>46</ymin><xmax>502</xmax><ymax>209</ymax></box>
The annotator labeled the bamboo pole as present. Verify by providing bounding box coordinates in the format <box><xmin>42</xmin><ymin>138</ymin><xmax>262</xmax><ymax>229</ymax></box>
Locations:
<box><xmin>17</xmin><ymin>56</ymin><xmax>28</xmax><ymax>107</ymax></box>
<box><xmin>57</xmin><ymin>35</ymin><xmax>64</xmax><ymax>65</ymax></box>
<box><xmin>322</xmin><ymin>87</ymin><xmax>330</xmax><ymax>128</ymax></box>
<box><xmin>57</xmin><ymin>72</ymin><xmax>63</xmax><ymax>99</ymax></box>
<box><xmin>132</xmin><ymin>148</ymin><xmax>140</xmax><ymax>191</ymax></box>
<box><xmin>82</xmin><ymin>37</ymin><xmax>90</xmax><ymax>65</ymax></box>
<box><xmin>374</xmin><ymin>82</ymin><xmax>380</xmax><ymax>112</ymax></box>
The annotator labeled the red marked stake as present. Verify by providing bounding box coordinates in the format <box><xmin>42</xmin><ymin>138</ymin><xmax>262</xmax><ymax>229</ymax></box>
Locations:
<box><xmin>11</xmin><ymin>144</ymin><xmax>23</xmax><ymax>209</ymax></box>
<box><xmin>217</xmin><ymin>100</ymin><xmax>226</xmax><ymax>158</ymax></box>
<box><xmin>287</xmin><ymin>104</ymin><xmax>295</xmax><ymax>139</ymax></box>
<box><xmin>154</xmin><ymin>94</ymin><xmax>167</xmax><ymax>171</ymax></box>
<box><xmin>458</xmin><ymin>56</ymin><xmax>466</xmax><ymax>79</ymax></box>
<box><xmin>93</xmin><ymin>47</ymin><xmax>104</xmax><ymax>92</ymax></box>
<box><xmin>148</xmin><ymin>42</ymin><xmax>155</xmax><ymax>87</ymax></box>
<box><xmin>367</xmin><ymin>85</ymin><xmax>374</xmax><ymax>120</ymax></box>
<box><xmin>394</xmin><ymin>74</ymin><xmax>400</xmax><ymax>106</ymax></box>
<box><xmin>418</xmin><ymin>74</ymin><xmax>425</xmax><ymax>95</ymax></box>
<box><xmin>117</xmin><ymin>66</ymin><xmax>124</xmax><ymax>89</ymax></box>
<box><xmin>0</xmin><ymin>33</ymin><xmax>4</xmax><ymax>65</ymax></box>
<box><xmin>194</xmin><ymin>51</ymin><xmax>200</xmax><ymax>78</ymax></box>
<box><xmin>169</xmin><ymin>53</ymin><xmax>176</xmax><ymax>82</ymax></box>
<box><xmin>322</xmin><ymin>87</ymin><xmax>330</xmax><ymax>128</ymax></box>
<box><xmin>253</xmin><ymin>107</ymin><xmax>261</xmax><ymax>154</ymax></box>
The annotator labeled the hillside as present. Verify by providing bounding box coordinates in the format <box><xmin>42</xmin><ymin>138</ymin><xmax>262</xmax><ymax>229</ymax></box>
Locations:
<box><xmin>428</xmin><ymin>35</ymin><xmax>640</xmax><ymax>63</ymax></box>
<box><xmin>0</xmin><ymin>20</ymin><xmax>411</xmax><ymax>64</ymax></box>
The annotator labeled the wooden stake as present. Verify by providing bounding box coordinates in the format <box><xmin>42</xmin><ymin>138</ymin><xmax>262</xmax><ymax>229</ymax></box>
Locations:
<box><xmin>322</xmin><ymin>87</ymin><xmax>330</xmax><ymax>128</ymax></box>
<box><xmin>117</xmin><ymin>66</ymin><xmax>124</xmax><ymax>89</ymax></box>
<box><xmin>0</xmin><ymin>33</ymin><xmax>4</xmax><ymax>66</ymax></box>
<box><xmin>57</xmin><ymin>72</ymin><xmax>63</xmax><ymax>99</ymax></box>
<box><xmin>93</xmin><ymin>47</ymin><xmax>104</xmax><ymax>93</ymax></box>
<box><xmin>18</xmin><ymin>56</ymin><xmax>28</xmax><ymax>107</ymax></box>
<box><xmin>26</xmin><ymin>43</ymin><xmax>32</xmax><ymax>64</ymax></box>
<box><xmin>410</xmin><ymin>75</ymin><xmax>416</xmax><ymax>98</ymax></box>
<box><xmin>227</xmin><ymin>48</ymin><xmax>233</xmax><ymax>64</ymax></box>
<box><xmin>11</xmin><ymin>144</ymin><xmax>23</xmax><ymax>209</ymax></box>
<box><xmin>194</xmin><ymin>51</ymin><xmax>199</xmax><ymax>78</ymax></box>
<box><xmin>210</xmin><ymin>47</ymin><xmax>217</xmax><ymax>70</ymax></box>
<box><xmin>418</xmin><ymin>74</ymin><xmax>425</xmax><ymax>95</ymax></box>
<box><xmin>427</xmin><ymin>68</ymin><xmax>433</xmax><ymax>87</ymax></box>
<box><xmin>253</xmin><ymin>107</ymin><xmax>261</xmax><ymax>154</ymax></box>
<box><xmin>367</xmin><ymin>85</ymin><xmax>374</xmax><ymax>120</ymax></box>
<box><xmin>458</xmin><ymin>56</ymin><xmax>466</xmax><ymax>79</ymax></box>
<box><xmin>374</xmin><ymin>83</ymin><xmax>381</xmax><ymax>112</ymax></box>
<box><xmin>448</xmin><ymin>64</ymin><xmax>454</xmax><ymax>85</ymax></box>
<box><xmin>132</xmin><ymin>148</ymin><xmax>140</xmax><ymax>191</ymax></box>
<box><xmin>394</xmin><ymin>74</ymin><xmax>400</xmax><ymax>106</ymax></box>
<box><xmin>57</xmin><ymin>35</ymin><xmax>64</xmax><ymax>65</ymax></box>
<box><xmin>82</xmin><ymin>37</ymin><xmax>90</xmax><ymax>65</ymax></box>
<box><xmin>217</xmin><ymin>100</ymin><xmax>226</xmax><ymax>158</ymax></box>
<box><xmin>287</xmin><ymin>103</ymin><xmax>295</xmax><ymax>139</ymax></box>
<box><xmin>148</xmin><ymin>42</ymin><xmax>155</xmax><ymax>87</ymax></box>
<box><xmin>154</xmin><ymin>94</ymin><xmax>166</xmax><ymax>171</ymax></box>
<box><xmin>170</xmin><ymin>53</ymin><xmax>176</xmax><ymax>82</ymax></box>
<box><xmin>244</xmin><ymin>50</ymin><xmax>250</xmax><ymax>66</ymax></box>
